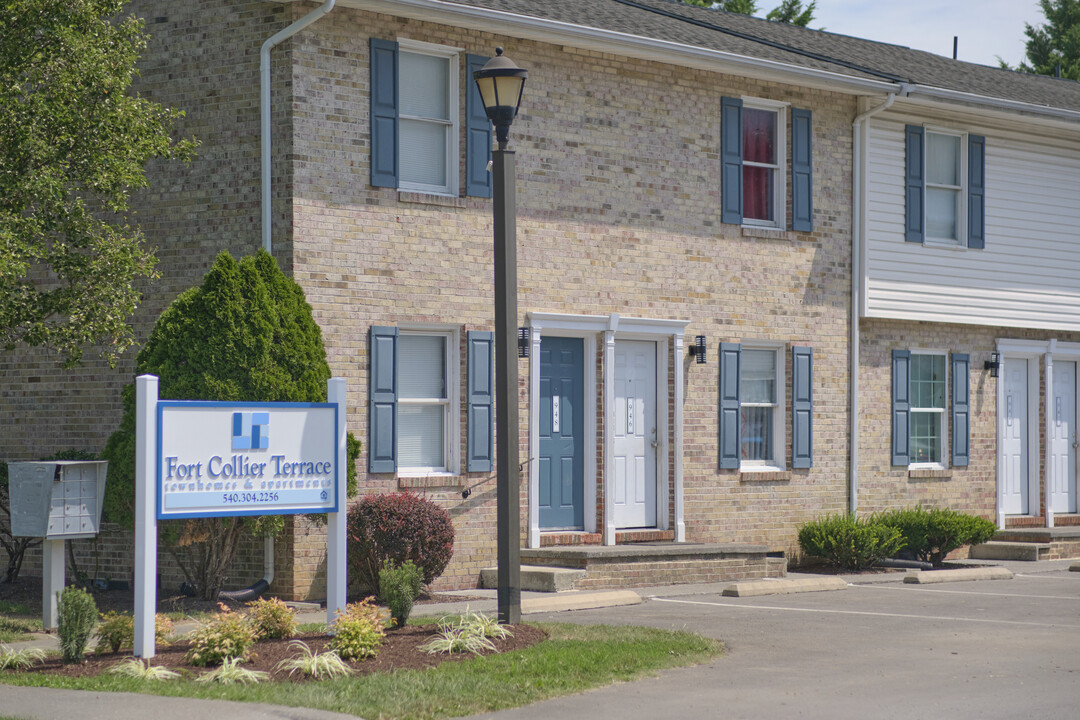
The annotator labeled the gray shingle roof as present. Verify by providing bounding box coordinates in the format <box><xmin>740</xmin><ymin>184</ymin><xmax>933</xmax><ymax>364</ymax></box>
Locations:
<box><xmin>436</xmin><ymin>0</ymin><xmax>1080</xmax><ymax>113</ymax></box>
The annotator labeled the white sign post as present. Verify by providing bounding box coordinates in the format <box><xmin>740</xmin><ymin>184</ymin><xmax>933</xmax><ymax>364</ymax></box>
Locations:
<box><xmin>134</xmin><ymin>375</ymin><xmax>347</xmax><ymax>659</ymax></box>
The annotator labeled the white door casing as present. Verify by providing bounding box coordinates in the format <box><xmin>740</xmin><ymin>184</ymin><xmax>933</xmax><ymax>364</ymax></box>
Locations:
<box><xmin>1050</xmin><ymin>360</ymin><xmax>1077</xmax><ymax>514</ymax></box>
<box><xmin>1001</xmin><ymin>358</ymin><xmax>1029</xmax><ymax>516</ymax></box>
<box><xmin>613</xmin><ymin>340</ymin><xmax>657</xmax><ymax>528</ymax></box>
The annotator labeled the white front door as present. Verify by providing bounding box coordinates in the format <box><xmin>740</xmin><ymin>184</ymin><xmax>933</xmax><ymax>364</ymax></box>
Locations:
<box><xmin>1002</xmin><ymin>358</ymin><xmax>1029</xmax><ymax>515</ymax></box>
<box><xmin>613</xmin><ymin>340</ymin><xmax>657</xmax><ymax>528</ymax></box>
<box><xmin>1050</xmin><ymin>361</ymin><xmax>1078</xmax><ymax>514</ymax></box>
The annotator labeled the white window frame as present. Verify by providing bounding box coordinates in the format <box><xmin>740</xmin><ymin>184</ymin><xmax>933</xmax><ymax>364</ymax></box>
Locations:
<box><xmin>923</xmin><ymin>127</ymin><xmax>968</xmax><ymax>247</ymax></box>
<box><xmin>741</xmin><ymin>97</ymin><xmax>788</xmax><ymax>230</ymax></box>
<box><xmin>396</xmin><ymin>326</ymin><xmax>460</xmax><ymax>476</ymax></box>
<box><xmin>909</xmin><ymin>350</ymin><xmax>948</xmax><ymax>468</ymax></box>
<box><xmin>739</xmin><ymin>344</ymin><xmax>786</xmax><ymax>471</ymax></box>
<box><xmin>397</xmin><ymin>39</ymin><xmax>460</xmax><ymax>196</ymax></box>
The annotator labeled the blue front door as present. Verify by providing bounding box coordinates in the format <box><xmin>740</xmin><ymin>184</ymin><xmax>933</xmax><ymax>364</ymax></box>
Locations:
<box><xmin>539</xmin><ymin>336</ymin><xmax>584</xmax><ymax>529</ymax></box>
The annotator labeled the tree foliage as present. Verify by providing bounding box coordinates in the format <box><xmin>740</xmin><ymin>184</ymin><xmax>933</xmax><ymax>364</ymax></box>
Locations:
<box><xmin>679</xmin><ymin>0</ymin><xmax>815</xmax><ymax>26</ymax></box>
<box><xmin>1016</xmin><ymin>0</ymin><xmax>1080</xmax><ymax>80</ymax></box>
<box><xmin>0</xmin><ymin>0</ymin><xmax>196</xmax><ymax>367</ymax></box>
<box><xmin>101</xmin><ymin>250</ymin><xmax>359</xmax><ymax>599</ymax></box>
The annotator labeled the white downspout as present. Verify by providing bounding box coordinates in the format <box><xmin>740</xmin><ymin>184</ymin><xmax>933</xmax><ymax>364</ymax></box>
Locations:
<box><xmin>261</xmin><ymin>0</ymin><xmax>337</xmax><ymax>254</ymax></box>
<box><xmin>849</xmin><ymin>87</ymin><xmax>904</xmax><ymax>515</ymax></box>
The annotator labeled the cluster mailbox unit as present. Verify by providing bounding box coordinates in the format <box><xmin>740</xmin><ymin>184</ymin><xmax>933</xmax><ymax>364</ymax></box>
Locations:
<box><xmin>8</xmin><ymin>460</ymin><xmax>109</xmax><ymax>628</ymax></box>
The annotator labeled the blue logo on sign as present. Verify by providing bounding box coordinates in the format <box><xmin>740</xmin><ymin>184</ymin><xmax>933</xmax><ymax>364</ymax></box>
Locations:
<box><xmin>232</xmin><ymin>412</ymin><xmax>269</xmax><ymax>451</ymax></box>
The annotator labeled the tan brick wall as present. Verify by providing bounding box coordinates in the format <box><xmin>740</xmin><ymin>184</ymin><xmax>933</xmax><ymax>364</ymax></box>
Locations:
<box><xmin>858</xmin><ymin>319</ymin><xmax>1080</xmax><ymax>519</ymax></box>
<box><xmin>290</xmin><ymin>8</ymin><xmax>855</xmax><ymax>589</ymax></box>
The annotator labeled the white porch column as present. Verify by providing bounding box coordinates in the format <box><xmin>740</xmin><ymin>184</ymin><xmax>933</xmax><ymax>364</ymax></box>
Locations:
<box><xmin>673</xmin><ymin>333</ymin><xmax>686</xmax><ymax>542</ymax></box>
<box><xmin>134</xmin><ymin>374</ymin><xmax>159</xmax><ymax>659</ymax></box>
<box><xmin>603</xmin><ymin>323</ymin><xmax>617</xmax><ymax>546</ymax></box>
<box><xmin>527</xmin><ymin>323</ymin><xmax>542</xmax><ymax>549</ymax></box>
<box><xmin>1046</xmin><ymin>341</ymin><xmax>1056</xmax><ymax>528</ymax></box>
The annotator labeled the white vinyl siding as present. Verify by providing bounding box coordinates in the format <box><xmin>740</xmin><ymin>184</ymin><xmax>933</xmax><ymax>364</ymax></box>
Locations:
<box><xmin>863</xmin><ymin>115</ymin><xmax>1080</xmax><ymax>331</ymax></box>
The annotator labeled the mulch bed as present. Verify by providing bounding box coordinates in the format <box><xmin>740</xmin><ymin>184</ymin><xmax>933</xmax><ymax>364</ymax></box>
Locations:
<box><xmin>25</xmin><ymin>624</ymin><xmax>547</xmax><ymax>681</ymax></box>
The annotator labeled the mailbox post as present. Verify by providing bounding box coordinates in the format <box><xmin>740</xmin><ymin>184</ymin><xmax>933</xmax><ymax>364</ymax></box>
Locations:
<box><xmin>8</xmin><ymin>460</ymin><xmax>108</xmax><ymax>629</ymax></box>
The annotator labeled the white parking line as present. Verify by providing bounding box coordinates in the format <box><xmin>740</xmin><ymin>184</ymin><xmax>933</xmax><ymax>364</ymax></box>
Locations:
<box><xmin>1015</xmin><ymin>573</ymin><xmax>1080</xmax><ymax>581</ymax></box>
<box><xmin>858</xmin><ymin>584</ymin><xmax>1080</xmax><ymax>601</ymax></box>
<box><xmin>650</xmin><ymin>597</ymin><xmax>1080</xmax><ymax>629</ymax></box>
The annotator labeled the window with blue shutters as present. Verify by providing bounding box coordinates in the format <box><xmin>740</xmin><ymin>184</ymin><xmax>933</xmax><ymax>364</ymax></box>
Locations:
<box><xmin>905</xmin><ymin>124</ymin><xmax>985</xmax><ymax>249</ymax></box>
<box><xmin>370</xmin><ymin>39</ymin><xmax>494</xmax><ymax>197</ymax></box>
<box><xmin>721</xmin><ymin>97</ymin><xmax>814</xmax><ymax>231</ymax></box>
<box><xmin>892</xmin><ymin>349</ymin><xmax>971</xmax><ymax>469</ymax></box>
<box><xmin>466</xmin><ymin>331</ymin><xmax>495</xmax><ymax>472</ymax></box>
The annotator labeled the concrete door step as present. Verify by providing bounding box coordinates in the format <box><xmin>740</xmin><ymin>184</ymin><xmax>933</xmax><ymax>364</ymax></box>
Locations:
<box><xmin>969</xmin><ymin>541</ymin><xmax>1051</xmax><ymax>561</ymax></box>
<box><xmin>479</xmin><ymin>565</ymin><xmax>586</xmax><ymax>592</ymax></box>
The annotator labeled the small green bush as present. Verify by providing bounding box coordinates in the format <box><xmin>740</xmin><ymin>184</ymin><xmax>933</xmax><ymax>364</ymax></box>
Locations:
<box><xmin>380</xmin><ymin>560</ymin><xmax>424</xmax><ymax>628</ymax></box>
<box><xmin>183</xmin><ymin>603</ymin><xmax>257</xmax><ymax>667</ymax></box>
<box><xmin>877</xmin><ymin>506</ymin><xmax>998</xmax><ymax>567</ymax></box>
<box><xmin>347</xmin><ymin>492</ymin><xmax>455</xmax><ymax>592</ymax></box>
<box><xmin>246</xmin><ymin>597</ymin><xmax>297</xmax><ymax>640</ymax></box>
<box><xmin>797</xmin><ymin>513</ymin><xmax>905</xmax><ymax>571</ymax></box>
<box><xmin>57</xmin><ymin>586</ymin><xmax>98</xmax><ymax>663</ymax></box>
<box><xmin>94</xmin><ymin>611</ymin><xmax>174</xmax><ymax>654</ymax></box>
<box><xmin>330</xmin><ymin>598</ymin><xmax>387</xmax><ymax>661</ymax></box>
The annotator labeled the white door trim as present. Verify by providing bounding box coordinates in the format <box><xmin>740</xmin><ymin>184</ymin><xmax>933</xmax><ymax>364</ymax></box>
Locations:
<box><xmin>526</xmin><ymin>312</ymin><xmax>688</xmax><ymax>548</ymax></box>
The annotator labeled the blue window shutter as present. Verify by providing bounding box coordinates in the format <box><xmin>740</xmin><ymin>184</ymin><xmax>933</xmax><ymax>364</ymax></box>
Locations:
<box><xmin>791</xmin><ymin>108</ymin><xmax>813</xmax><ymax>232</ymax></box>
<box><xmin>466</xmin><ymin>54</ymin><xmax>493</xmax><ymax>198</ymax></box>
<box><xmin>721</xmin><ymin>97</ymin><xmax>743</xmax><ymax>225</ymax></box>
<box><xmin>951</xmin><ymin>353</ymin><xmax>970</xmax><ymax>467</ymax></box>
<box><xmin>719</xmin><ymin>342</ymin><xmax>742</xmax><ymax>469</ymax></box>
<box><xmin>467</xmin><ymin>331</ymin><xmax>495</xmax><ymax>472</ymax></box>
<box><xmin>892</xmin><ymin>350</ymin><xmax>911</xmax><ymax>466</ymax></box>
<box><xmin>792</xmin><ymin>346</ymin><xmax>813</xmax><ymax>469</ymax></box>
<box><xmin>370</xmin><ymin>38</ymin><xmax>398</xmax><ymax>188</ymax></box>
<box><xmin>905</xmin><ymin>125</ymin><xmax>925</xmax><ymax>243</ymax></box>
<box><xmin>967</xmin><ymin>135</ymin><xmax>985</xmax><ymax>249</ymax></box>
<box><xmin>369</xmin><ymin>325</ymin><xmax>398</xmax><ymax>473</ymax></box>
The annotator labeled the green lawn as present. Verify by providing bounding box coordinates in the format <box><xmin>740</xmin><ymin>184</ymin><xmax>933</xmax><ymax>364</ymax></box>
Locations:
<box><xmin>0</xmin><ymin>623</ymin><xmax>723</xmax><ymax>720</ymax></box>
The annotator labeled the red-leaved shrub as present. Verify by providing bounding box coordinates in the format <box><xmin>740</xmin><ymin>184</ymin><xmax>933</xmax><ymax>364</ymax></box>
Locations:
<box><xmin>347</xmin><ymin>492</ymin><xmax>454</xmax><ymax>592</ymax></box>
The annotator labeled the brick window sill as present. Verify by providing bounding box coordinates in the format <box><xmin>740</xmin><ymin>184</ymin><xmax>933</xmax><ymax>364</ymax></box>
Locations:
<box><xmin>397</xmin><ymin>475</ymin><xmax>463</xmax><ymax>490</ymax></box>
<box><xmin>908</xmin><ymin>468</ymin><xmax>952</xmax><ymax>480</ymax></box>
<box><xmin>398</xmin><ymin>191</ymin><xmax>466</xmax><ymax>208</ymax></box>
<box><xmin>740</xmin><ymin>470</ymin><xmax>791</xmax><ymax>483</ymax></box>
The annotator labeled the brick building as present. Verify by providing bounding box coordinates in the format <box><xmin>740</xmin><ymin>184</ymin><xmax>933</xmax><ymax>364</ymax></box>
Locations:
<box><xmin>4</xmin><ymin>0</ymin><xmax>1080</xmax><ymax>597</ymax></box>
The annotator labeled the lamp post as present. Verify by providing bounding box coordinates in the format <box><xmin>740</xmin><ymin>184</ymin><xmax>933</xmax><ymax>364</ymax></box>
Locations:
<box><xmin>474</xmin><ymin>47</ymin><xmax>527</xmax><ymax>625</ymax></box>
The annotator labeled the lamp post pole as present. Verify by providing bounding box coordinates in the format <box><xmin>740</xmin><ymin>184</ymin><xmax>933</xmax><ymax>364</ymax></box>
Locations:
<box><xmin>474</xmin><ymin>45</ymin><xmax>527</xmax><ymax>627</ymax></box>
<box><xmin>493</xmin><ymin>146</ymin><xmax>521</xmax><ymax>625</ymax></box>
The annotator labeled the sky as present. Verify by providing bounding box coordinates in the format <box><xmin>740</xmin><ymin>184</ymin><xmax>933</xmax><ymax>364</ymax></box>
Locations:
<box><xmin>806</xmin><ymin>0</ymin><xmax>1045</xmax><ymax>68</ymax></box>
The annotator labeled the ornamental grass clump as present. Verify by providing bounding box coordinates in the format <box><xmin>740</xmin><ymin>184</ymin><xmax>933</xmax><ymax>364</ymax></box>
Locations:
<box><xmin>0</xmin><ymin>645</ymin><xmax>47</xmax><ymax>670</ymax></box>
<box><xmin>57</xmin><ymin>585</ymin><xmax>98</xmax><ymax>663</ymax></box>
<box><xmin>246</xmin><ymin>597</ymin><xmax>298</xmax><ymax>640</ymax></box>
<box><xmin>379</xmin><ymin>559</ymin><xmax>424</xmax><ymax>628</ymax></box>
<box><xmin>797</xmin><ymin>513</ymin><xmax>905</xmax><ymax>571</ymax></box>
<box><xmin>275</xmin><ymin>640</ymin><xmax>353</xmax><ymax>679</ymax></box>
<box><xmin>876</xmin><ymin>506</ymin><xmax>998</xmax><ymax>567</ymax></box>
<box><xmin>107</xmin><ymin>658</ymin><xmax>181</xmax><ymax>681</ymax></box>
<box><xmin>420</xmin><ymin>607</ymin><xmax>510</xmax><ymax>656</ymax></box>
<box><xmin>195</xmin><ymin>656</ymin><xmax>268</xmax><ymax>685</ymax></box>
<box><xmin>183</xmin><ymin>603</ymin><xmax>257</xmax><ymax>666</ymax></box>
<box><xmin>329</xmin><ymin>598</ymin><xmax>387</xmax><ymax>661</ymax></box>
<box><xmin>95</xmin><ymin>611</ymin><xmax>174</xmax><ymax>653</ymax></box>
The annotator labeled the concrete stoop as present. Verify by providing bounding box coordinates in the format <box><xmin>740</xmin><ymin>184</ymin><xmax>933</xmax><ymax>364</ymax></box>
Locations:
<box><xmin>482</xmin><ymin>542</ymin><xmax>783</xmax><ymax>593</ymax></box>
<box><xmin>971</xmin><ymin>526</ymin><xmax>1080</xmax><ymax>561</ymax></box>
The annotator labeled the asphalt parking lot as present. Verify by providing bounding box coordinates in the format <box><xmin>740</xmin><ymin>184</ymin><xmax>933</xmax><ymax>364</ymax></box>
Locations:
<box><xmin>473</xmin><ymin>562</ymin><xmax>1080</xmax><ymax>720</ymax></box>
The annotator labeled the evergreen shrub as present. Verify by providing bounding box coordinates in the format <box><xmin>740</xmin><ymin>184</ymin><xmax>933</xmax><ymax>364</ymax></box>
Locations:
<box><xmin>57</xmin><ymin>586</ymin><xmax>98</xmax><ymax>663</ymax></box>
<box><xmin>379</xmin><ymin>560</ymin><xmax>424</xmax><ymax>627</ymax></box>
<box><xmin>876</xmin><ymin>506</ymin><xmax>997</xmax><ymax>567</ymax></box>
<box><xmin>347</xmin><ymin>492</ymin><xmax>454</xmax><ymax>592</ymax></box>
<box><xmin>797</xmin><ymin>513</ymin><xmax>905</xmax><ymax>571</ymax></box>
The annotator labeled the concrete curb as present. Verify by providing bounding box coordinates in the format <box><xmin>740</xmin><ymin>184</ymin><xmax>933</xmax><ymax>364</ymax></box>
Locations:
<box><xmin>1070</xmin><ymin>563</ymin><xmax>1080</xmax><ymax>572</ymax></box>
<box><xmin>722</xmin><ymin>576</ymin><xmax>848</xmax><ymax>597</ymax></box>
<box><xmin>521</xmin><ymin>590</ymin><xmax>642</xmax><ymax>614</ymax></box>
<box><xmin>904</xmin><ymin>567</ymin><xmax>1014</xmax><ymax>584</ymax></box>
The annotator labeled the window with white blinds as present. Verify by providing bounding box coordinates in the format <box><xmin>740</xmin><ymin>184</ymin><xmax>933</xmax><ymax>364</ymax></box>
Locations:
<box><xmin>399</xmin><ymin>43</ymin><xmax>458</xmax><ymax>194</ymax></box>
<box><xmin>398</xmin><ymin>333</ymin><xmax>450</xmax><ymax>471</ymax></box>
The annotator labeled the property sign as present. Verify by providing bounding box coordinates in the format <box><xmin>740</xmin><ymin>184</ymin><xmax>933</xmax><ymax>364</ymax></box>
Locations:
<box><xmin>156</xmin><ymin>401</ymin><xmax>338</xmax><ymax>519</ymax></box>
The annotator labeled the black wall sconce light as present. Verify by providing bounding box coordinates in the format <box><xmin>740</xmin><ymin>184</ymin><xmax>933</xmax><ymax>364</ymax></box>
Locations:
<box><xmin>518</xmin><ymin>327</ymin><xmax>530</xmax><ymax>358</ymax></box>
<box><xmin>688</xmin><ymin>335</ymin><xmax>707</xmax><ymax>364</ymax></box>
<box><xmin>985</xmin><ymin>352</ymin><xmax>1001</xmax><ymax>378</ymax></box>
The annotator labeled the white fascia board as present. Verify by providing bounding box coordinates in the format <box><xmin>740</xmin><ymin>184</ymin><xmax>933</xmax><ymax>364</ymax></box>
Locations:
<box><xmin>900</xmin><ymin>86</ymin><xmax>1080</xmax><ymax>130</ymax></box>
<box><xmin>269</xmin><ymin>0</ymin><xmax>899</xmax><ymax>96</ymax></box>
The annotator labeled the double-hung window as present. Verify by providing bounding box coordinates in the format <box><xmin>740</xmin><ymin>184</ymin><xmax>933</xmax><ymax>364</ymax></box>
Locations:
<box><xmin>905</xmin><ymin>124</ymin><xmax>985</xmax><ymax>248</ymax></box>
<box><xmin>740</xmin><ymin>348</ymin><xmax>782</xmax><ymax>466</ymax></box>
<box><xmin>909</xmin><ymin>353</ymin><xmax>946</xmax><ymax>464</ymax></box>
<box><xmin>397</xmin><ymin>42</ymin><xmax>458</xmax><ymax>195</ymax></box>
<box><xmin>397</xmin><ymin>332</ymin><xmax>453</xmax><ymax>472</ymax></box>
<box><xmin>721</xmin><ymin>97</ymin><xmax>812</xmax><ymax>232</ymax></box>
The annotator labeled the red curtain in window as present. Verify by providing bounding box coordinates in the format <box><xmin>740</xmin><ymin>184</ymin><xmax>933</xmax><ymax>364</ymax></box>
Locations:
<box><xmin>743</xmin><ymin>109</ymin><xmax>775</xmax><ymax>222</ymax></box>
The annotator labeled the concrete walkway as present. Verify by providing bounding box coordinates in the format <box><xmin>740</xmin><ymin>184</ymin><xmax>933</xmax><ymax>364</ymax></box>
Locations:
<box><xmin>1</xmin><ymin>557</ymin><xmax>1072</xmax><ymax>720</ymax></box>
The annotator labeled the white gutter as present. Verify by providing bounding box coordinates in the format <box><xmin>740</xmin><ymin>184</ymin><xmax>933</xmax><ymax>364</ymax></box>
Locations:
<box><xmin>268</xmin><ymin>0</ymin><xmax>899</xmax><ymax>96</ymax></box>
<box><xmin>261</xmin><ymin>0</ymin><xmax>337</xmax><ymax>254</ymax></box>
<box><xmin>906</xmin><ymin>84</ymin><xmax>1080</xmax><ymax>125</ymax></box>
<box><xmin>849</xmin><ymin>87</ymin><xmax>906</xmax><ymax>515</ymax></box>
